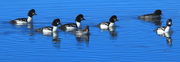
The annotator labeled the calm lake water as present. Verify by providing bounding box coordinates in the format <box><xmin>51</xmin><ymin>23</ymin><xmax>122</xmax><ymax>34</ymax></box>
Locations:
<box><xmin>0</xmin><ymin>0</ymin><xmax>180</xmax><ymax>62</ymax></box>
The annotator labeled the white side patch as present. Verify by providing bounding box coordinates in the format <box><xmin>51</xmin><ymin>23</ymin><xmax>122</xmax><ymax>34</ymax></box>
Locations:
<box><xmin>15</xmin><ymin>20</ymin><xmax>27</xmax><ymax>25</ymax></box>
<box><xmin>157</xmin><ymin>28</ymin><xmax>165</xmax><ymax>34</ymax></box>
<box><xmin>43</xmin><ymin>29</ymin><xmax>52</xmax><ymax>35</ymax></box>
<box><xmin>27</xmin><ymin>16</ymin><xmax>32</xmax><ymax>23</ymax></box>
<box><xmin>76</xmin><ymin>22</ymin><xmax>81</xmax><ymax>28</ymax></box>
<box><xmin>53</xmin><ymin>26</ymin><xmax>58</xmax><ymax>32</ymax></box>
<box><xmin>100</xmin><ymin>24</ymin><xmax>108</xmax><ymax>30</ymax></box>
<box><xmin>109</xmin><ymin>22</ymin><xmax>114</xmax><ymax>27</ymax></box>
<box><xmin>66</xmin><ymin>27</ymin><xmax>76</xmax><ymax>31</ymax></box>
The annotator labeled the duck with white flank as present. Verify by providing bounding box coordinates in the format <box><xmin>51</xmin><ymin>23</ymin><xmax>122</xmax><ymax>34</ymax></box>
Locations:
<box><xmin>156</xmin><ymin>19</ymin><xmax>172</xmax><ymax>34</ymax></box>
<box><xmin>35</xmin><ymin>19</ymin><xmax>61</xmax><ymax>35</ymax></box>
<box><xmin>98</xmin><ymin>15</ymin><xmax>118</xmax><ymax>30</ymax></box>
<box><xmin>10</xmin><ymin>9</ymin><xmax>37</xmax><ymax>25</ymax></box>
<box><xmin>139</xmin><ymin>9</ymin><xmax>162</xmax><ymax>19</ymax></box>
<box><xmin>59</xmin><ymin>14</ymin><xmax>85</xmax><ymax>32</ymax></box>
<box><xmin>156</xmin><ymin>19</ymin><xmax>173</xmax><ymax>47</ymax></box>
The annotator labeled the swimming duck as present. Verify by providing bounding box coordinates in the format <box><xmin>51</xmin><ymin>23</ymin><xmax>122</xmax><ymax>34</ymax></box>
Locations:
<box><xmin>35</xmin><ymin>18</ymin><xmax>61</xmax><ymax>35</ymax></box>
<box><xmin>60</xmin><ymin>14</ymin><xmax>85</xmax><ymax>31</ymax></box>
<box><xmin>156</xmin><ymin>19</ymin><xmax>172</xmax><ymax>34</ymax></box>
<box><xmin>139</xmin><ymin>9</ymin><xmax>162</xmax><ymax>19</ymax></box>
<box><xmin>98</xmin><ymin>15</ymin><xmax>118</xmax><ymax>30</ymax></box>
<box><xmin>10</xmin><ymin>9</ymin><xmax>37</xmax><ymax>25</ymax></box>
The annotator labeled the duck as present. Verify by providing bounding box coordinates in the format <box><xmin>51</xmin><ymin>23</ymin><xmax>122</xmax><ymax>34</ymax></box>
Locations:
<box><xmin>59</xmin><ymin>14</ymin><xmax>85</xmax><ymax>31</ymax></box>
<box><xmin>156</xmin><ymin>19</ymin><xmax>172</xmax><ymax>34</ymax></box>
<box><xmin>98</xmin><ymin>15</ymin><xmax>118</xmax><ymax>30</ymax></box>
<box><xmin>35</xmin><ymin>18</ymin><xmax>61</xmax><ymax>35</ymax></box>
<box><xmin>138</xmin><ymin>9</ymin><xmax>162</xmax><ymax>19</ymax></box>
<box><xmin>10</xmin><ymin>9</ymin><xmax>37</xmax><ymax>25</ymax></box>
<box><xmin>155</xmin><ymin>19</ymin><xmax>173</xmax><ymax>47</ymax></box>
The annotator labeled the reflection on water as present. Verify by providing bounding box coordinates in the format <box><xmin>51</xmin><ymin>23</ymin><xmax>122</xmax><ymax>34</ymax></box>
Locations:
<box><xmin>52</xmin><ymin>32</ymin><xmax>60</xmax><ymax>42</ymax></box>
<box><xmin>166</xmin><ymin>37</ymin><xmax>172</xmax><ymax>47</ymax></box>
<box><xmin>139</xmin><ymin>18</ymin><xmax>162</xmax><ymax>26</ymax></box>
<box><xmin>52</xmin><ymin>32</ymin><xmax>61</xmax><ymax>48</ymax></box>
<box><xmin>75</xmin><ymin>34</ymin><xmax>90</xmax><ymax>42</ymax></box>
<box><xmin>99</xmin><ymin>26</ymin><xmax>118</xmax><ymax>39</ymax></box>
<box><xmin>73</xmin><ymin>26</ymin><xmax>90</xmax><ymax>47</ymax></box>
<box><xmin>50</xmin><ymin>32</ymin><xmax>62</xmax><ymax>48</ymax></box>
<box><xmin>75</xmin><ymin>33</ymin><xmax>90</xmax><ymax>47</ymax></box>
<box><xmin>156</xmin><ymin>31</ymin><xmax>173</xmax><ymax>47</ymax></box>
<box><xmin>1</xmin><ymin>0</ymin><xmax>180</xmax><ymax>61</ymax></box>
<box><xmin>49</xmin><ymin>32</ymin><xmax>61</xmax><ymax>48</ymax></box>
<box><xmin>109</xmin><ymin>27</ymin><xmax>118</xmax><ymax>39</ymax></box>
<box><xmin>36</xmin><ymin>30</ymin><xmax>61</xmax><ymax>48</ymax></box>
<box><xmin>27</xmin><ymin>23</ymin><xmax>34</xmax><ymax>36</ymax></box>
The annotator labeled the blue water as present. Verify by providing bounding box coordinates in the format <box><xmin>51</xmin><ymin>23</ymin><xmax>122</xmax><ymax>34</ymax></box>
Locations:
<box><xmin>0</xmin><ymin>0</ymin><xmax>180</xmax><ymax>62</ymax></box>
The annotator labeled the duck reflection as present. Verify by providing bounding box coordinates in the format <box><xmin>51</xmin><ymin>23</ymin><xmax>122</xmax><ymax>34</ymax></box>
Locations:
<box><xmin>10</xmin><ymin>22</ymin><xmax>35</xmax><ymax>36</ymax></box>
<box><xmin>27</xmin><ymin>23</ymin><xmax>34</xmax><ymax>36</ymax></box>
<box><xmin>156</xmin><ymin>31</ymin><xmax>173</xmax><ymax>47</ymax></box>
<box><xmin>139</xmin><ymin>18</ymin><xmax>162</xmax><ymax>26</ymax></box>
<box><xmin>52</xmin><ymin>32</ymin><xmax>61</xmax><ymax>48</ymax></box>
<box><xmin>40</xmin><ymin>31</ymin><xmax>61</xmax><ymax>48</ymax></box>
<box><xmin>52</xmin><ymin>31</ymin><xmax>60</xmax><ymax>42</ymax></box>
<box><xmin>75</xmin><ymin>33</ymin><xmax>90</xmax><ymax>47</ymax></box>
<box><xmin>99</xmin><ymin>26</ymin><xmax>118</xmax><ymax>39</ymax></box>
<box><xmin>72</xmin><ymin>26</ymin><xmax>90</xmax><ymax>47</ymax></box>
<box><xmin>109</xmin><ymin>26</ymin><xmax>118</xmax><ymax>39</ymax></box>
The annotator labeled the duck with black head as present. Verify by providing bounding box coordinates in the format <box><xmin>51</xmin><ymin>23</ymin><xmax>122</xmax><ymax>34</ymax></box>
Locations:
<box><xmin>156</xmin><ymin>19</ymin><xmax>172</xmax><ymax>34</ymax></box>
<box><xmin>138</xmin><ymin>10</ymin><xmax>162</xmax><ymax>26</ymax></box>
<box><xmin>98</xmin><ymin>15</ymin><xmax>118</xmax><ymax>30</ymax></box>
<box><xmin>139</xmin><ymin>9</ymin><xmax>162</xmax><ymax>19</ymax></box>
<box><xmin>59</xmin><ymin>14</ymin><xmax>85</xmax><ymax>32</ymax></box>
<box><xmin>10</xmin><ymin>9</ymin><xmax>37</xmax><ymax>25</ymax></box>
<box><xmin>35</xmin><ymin>18</ymin><xmax>61</xmax><ymax>35</ymax></box>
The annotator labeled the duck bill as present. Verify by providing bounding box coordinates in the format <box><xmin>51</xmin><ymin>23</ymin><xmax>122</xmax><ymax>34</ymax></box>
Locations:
<box><xmin>116</xmin><ymin>19</ymin><xmax>119</xmax><ymax>21</ymax></box>
<box><xmin>82</xmin><ymin>18</ymin><xmax>85</xmax><ymax>20</ymax></box>
<box><xmin>34</xmin><ymin>13</ymin><xmax>37</xmax><ymax>15</ymax></box>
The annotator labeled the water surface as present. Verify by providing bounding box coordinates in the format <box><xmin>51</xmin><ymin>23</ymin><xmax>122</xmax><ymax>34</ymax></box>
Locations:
<box><xmin>0</xmin><ymin>0</ymin><xmax>180</xmax><ymax>62</ymax></box>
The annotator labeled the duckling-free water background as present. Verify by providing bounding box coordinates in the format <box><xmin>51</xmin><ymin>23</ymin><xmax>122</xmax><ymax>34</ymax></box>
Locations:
<box><xmin>0</xmin><ymin>0</ymin><xmax>180</xmax><ymax>62</ymax></box>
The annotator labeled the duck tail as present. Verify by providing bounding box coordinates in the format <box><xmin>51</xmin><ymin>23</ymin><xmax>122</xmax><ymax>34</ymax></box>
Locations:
<box><xmin>35</xmin><ymin>28</ymin><xmax>43</xmax><ymax>32</ymax></box>
<box><xmin>9</xmin><ymin>20</ymin><xmax>16</xmax><ymax>24</ymax></box>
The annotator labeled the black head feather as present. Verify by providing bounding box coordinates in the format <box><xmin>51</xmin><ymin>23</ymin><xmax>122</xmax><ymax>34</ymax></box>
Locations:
<box><xmin>28</xmin><ymin>9</ymin><xmax>37</xmax><ymax>17</ymax></box>
<box><xmin>76</xmin><ymin>14</ymin><xmax>85</xmax><ymax>22</ymax></box>
<box><xmin>154</xmin><ymin>10</ymin><xmax>162</xmax><ymax>15</ymax></box>
<box><xmin>166</xmin><ymin>19</ymin><xmax>172</xmax><ymax>26</ymax></box>
<box><xmin>109</xmin><ymin>15</ymin><xmax>118</xmax><ymax>23</ymax></box>
<box><xmin>52</xmin><ymin>18</ymin><xmax>61</xmax><ymax>26</ymax></box>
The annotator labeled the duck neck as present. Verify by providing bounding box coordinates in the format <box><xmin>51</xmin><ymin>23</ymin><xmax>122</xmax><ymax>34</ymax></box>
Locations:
<box><xmin>53</xmin><ymin>26</ymin><xmax>58</xmax><ymax>32</ymax></box>
<box><xmin>109</xmin><ymin>22</ymin><xmax>114</xmax><ymax>27</ymax></box>
<box><xmin>53</xmin><ymin>32</ymin><xmax>58</xmax><ymax>39</ymax></box>
<box><xmin>76</xmin><ymin>22</ymin><xmax>81</xmax><ymax>28</ymax></box>
<box><xmin>27</xmin><ymin>16</ymin><xmax>32</xmax><ymax>23</ymax></box>
<box><xmin>165</xmin><ymin>26</ymin><xmax>170</xmax><ymax>32</ymax></box>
